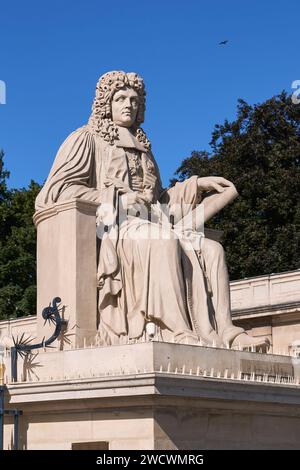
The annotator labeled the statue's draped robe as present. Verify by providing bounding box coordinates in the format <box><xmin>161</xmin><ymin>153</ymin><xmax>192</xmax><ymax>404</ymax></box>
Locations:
<box><xmin>36</xmin><ymin>125</ymin><xmax>243</xmax><ymax>346</ymax></box>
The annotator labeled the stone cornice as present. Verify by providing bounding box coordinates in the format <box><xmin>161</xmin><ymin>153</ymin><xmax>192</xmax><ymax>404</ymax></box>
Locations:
<box><xmin>232</xmin><ymin>301</ymin><xmax>300</xmax><ymax>319</ymax></box>
<box><xmin>33</xmin><ymin>199</ymin><xmax>99</xmax><ymax>226</ymax></box>
<box><xmin>6</xmin><ymin>373</ymin><xmax>300</xmax><ymax>414</ymax></box>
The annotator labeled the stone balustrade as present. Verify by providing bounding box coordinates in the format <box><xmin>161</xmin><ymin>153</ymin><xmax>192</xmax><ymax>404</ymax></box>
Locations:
<box><xmin>230</xmin><ymin>270</ymin><xmax>300</xmax><ymax>311</ymax></box>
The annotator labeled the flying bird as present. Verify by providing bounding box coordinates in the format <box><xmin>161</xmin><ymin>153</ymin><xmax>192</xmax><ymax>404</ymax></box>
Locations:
<box><xmin>219</xmin><ymin>40</ymin><xmax>229</xmax><ymax>45</ymax></box>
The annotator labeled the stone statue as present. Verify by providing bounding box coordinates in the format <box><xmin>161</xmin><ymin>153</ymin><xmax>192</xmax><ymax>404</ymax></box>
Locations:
<box><xmin>35</xmin><ymin>71</ymin><xmax>269</xmax><ymax>350</ymax></box>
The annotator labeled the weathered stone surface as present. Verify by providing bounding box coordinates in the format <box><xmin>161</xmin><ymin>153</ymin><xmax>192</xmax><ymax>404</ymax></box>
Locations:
<box><xmin>3</xmin><ymin>342</ymin><xmax>300</xmax><ymax>450</ymax></box>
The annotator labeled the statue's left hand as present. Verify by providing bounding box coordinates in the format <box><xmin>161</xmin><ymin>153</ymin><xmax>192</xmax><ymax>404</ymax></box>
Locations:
<box><xmin>197</xmin><ymin>176</ymin><xmax>234</xmax><ymax>193</ymax></box>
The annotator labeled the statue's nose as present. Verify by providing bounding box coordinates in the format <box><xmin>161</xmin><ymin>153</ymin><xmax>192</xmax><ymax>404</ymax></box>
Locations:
<box><xmin>124</xmin><ymin>98</ymin><xmax>131</xmax><ymax>108</ymax></box>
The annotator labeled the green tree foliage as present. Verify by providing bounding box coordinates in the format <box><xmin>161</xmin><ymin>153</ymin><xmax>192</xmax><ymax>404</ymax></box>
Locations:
<box><xmin>0</xmin><ymin>151</ymin><xmax>41</xmax><ymax>320</ymax></box>
<box><xmin>174</xmin><ymin>92</ymin><xmax>300</xmax><ymax>280</ymax></box>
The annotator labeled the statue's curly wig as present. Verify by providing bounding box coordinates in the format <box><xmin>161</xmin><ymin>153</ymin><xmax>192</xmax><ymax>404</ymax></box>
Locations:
<box><xmin>88</xmin><ymin>71</ymin><xmax>151</xmax><ymax>149</ymax></box>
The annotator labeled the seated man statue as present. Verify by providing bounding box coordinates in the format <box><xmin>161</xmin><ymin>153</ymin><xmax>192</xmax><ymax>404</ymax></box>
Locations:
<box><xmin>35</xmin><ymin>71</ymin><xmax>269</xmax><ymax>350</ymax></box>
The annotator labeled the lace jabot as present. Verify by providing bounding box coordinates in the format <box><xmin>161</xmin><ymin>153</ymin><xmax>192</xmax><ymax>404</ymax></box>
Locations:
<box><xmin>126</xmin><ymin>149</ymin><xmax>144</xmax><ymax>192</ymax></box>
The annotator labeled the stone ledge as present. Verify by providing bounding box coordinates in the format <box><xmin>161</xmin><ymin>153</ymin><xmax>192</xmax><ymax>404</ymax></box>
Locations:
<box><xmin>4</xmin><ymin>341</ymin><xmax>297</xmax><ymax>384</ymax></box>
<box><xmin>6</xmin><ymin>372</ymin><xmax>300</xmax><ymax>414</ymax></box>
<box><xmin>232</xmin><ymin>300</ymin><xmax>300</xmax><ymax>319</ymax></box>
<box><xmin>4</xmin><ymin>342</ymin><xmax>300</xmax><ymax>411</ymax></box>
<box><xmin>33</xmin><ymin>198</ymin><xmax>99</xmax><ymax>226</ymax></box>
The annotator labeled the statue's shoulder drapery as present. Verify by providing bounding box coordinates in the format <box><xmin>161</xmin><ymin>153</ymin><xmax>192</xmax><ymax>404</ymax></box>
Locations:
<box><xmin>35</xmin><ymin>126</ymin><xmax>104</xmax><ymax>211</ymax></box>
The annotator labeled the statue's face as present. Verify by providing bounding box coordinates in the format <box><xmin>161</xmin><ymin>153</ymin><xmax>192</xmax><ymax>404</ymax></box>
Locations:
<box><xmin>111</xmin><ymin>86</ymin><xmax>139</xmax><ymax>128</ymax></box>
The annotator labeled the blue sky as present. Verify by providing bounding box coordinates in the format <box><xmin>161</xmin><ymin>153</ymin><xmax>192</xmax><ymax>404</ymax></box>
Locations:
<box><xmin>0</xmin><ymin>0</ymin><xmax>299</xmax><ymax>188</ymax></box>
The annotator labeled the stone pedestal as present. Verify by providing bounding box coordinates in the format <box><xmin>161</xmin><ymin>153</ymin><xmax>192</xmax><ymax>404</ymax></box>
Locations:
<box><xmin>33</xmin><ymin>199</ymin><xmax>99</xmax><ymax>347</ymax></box>
<box><xmin>3</xmin><ymin>343</ymin><xmax>300</xmax><ymax>449</ymax></box>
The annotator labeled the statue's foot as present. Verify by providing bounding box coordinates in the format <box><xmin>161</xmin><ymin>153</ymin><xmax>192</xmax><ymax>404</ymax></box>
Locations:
<box><xmin>200</xmin><ymin>332</ymin><xmax>224</xmax><ymax>348</ymax></box>
<box><xmin>231</xmin><ymin>333</ymin><xmax>270</xmax><ymax>352</ymax></box>
<box><xmin>174</xmin><ymin>332</ymin><xmax>200</xmax><ymax>345</ymax></box>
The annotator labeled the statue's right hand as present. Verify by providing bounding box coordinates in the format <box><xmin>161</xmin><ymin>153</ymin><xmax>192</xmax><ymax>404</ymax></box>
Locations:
<box><xmin>120</xmin><ymin>192</ymin><xmax>147</xmax><ymax>210</ymax></box>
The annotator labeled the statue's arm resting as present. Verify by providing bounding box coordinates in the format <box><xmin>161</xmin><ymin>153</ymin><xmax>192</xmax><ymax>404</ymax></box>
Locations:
<box><xmin>159</xmin><ymin>175</ymin><xmax>200</xmax><ymax>221</ymax></box>
<box><xmin>160</xmin><ymin>175</ymin><xmax>200</xmax><ymax>205</ymax></box>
